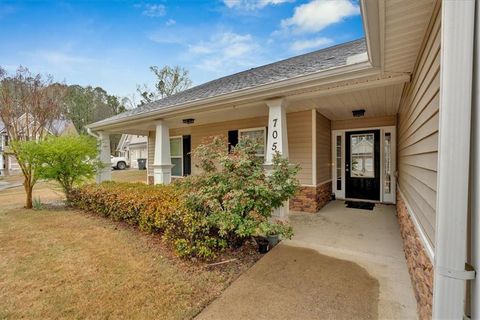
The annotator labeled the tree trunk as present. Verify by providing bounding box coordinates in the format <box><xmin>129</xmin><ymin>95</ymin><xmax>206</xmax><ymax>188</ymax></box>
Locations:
<box><xmin>24</xmin><ymin>178</ymin><xmax>33</xmax><ymax>209</ymax></box>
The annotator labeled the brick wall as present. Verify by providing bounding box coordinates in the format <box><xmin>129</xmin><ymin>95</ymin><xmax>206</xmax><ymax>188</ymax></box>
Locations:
<box><xmin>289</xmin><ymin>181</ymin><xmax>332</xmax><ymax>213</ymax></box>
<box><xmin>396</xmin><ymin>191</ymin><xmax>434</xmax><ymax>320</ymax></box>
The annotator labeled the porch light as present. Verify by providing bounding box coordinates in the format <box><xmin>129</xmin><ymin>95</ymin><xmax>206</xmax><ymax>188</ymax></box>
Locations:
<box><xmin>352</xmin><ymin>109</ymin><xmax>365</xmax><ymax>117</ymax></box>
<box><xmin>182</xmin><ymin>118</ymin><xmax>195</xmax><ymax>124</ymax></box>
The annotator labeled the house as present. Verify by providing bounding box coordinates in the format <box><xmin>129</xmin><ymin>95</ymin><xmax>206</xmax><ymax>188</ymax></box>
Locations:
<box><xmin>116</xmin><ymin>134</ymin><xmax>148</xmax><ymax>168</ymax></box>
<box><xmin>87</xmin><ymin>1</ymin><xmax>480</xmax><ymax>318</ymax></box>
<box><xmin>0</xmin><ymin>117</ymin><xmax>77</xmax><ymax>175</ymax></box>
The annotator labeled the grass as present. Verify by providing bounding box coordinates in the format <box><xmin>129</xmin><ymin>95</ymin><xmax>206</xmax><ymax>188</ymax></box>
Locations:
<box><xmin>111</xmin><ymin>168</ymin><xmax>147</xmax><ymax>183</ymax></box>
<box><xmin>0</xmin><ymin>170</ymin><xmax>260</xmax><ymax>319</ymax></box>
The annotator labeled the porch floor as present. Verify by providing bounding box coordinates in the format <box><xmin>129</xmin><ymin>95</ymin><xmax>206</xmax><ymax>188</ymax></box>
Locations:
<box><xmin>288</xmin><ymin>200</ymin><xmax>417</xmax><ymax>319</ymax></box>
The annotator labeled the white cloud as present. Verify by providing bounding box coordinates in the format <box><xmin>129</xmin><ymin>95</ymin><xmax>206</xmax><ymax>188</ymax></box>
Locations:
<box><xmin>290</xmin><ymin>37</ymin><xmax>333</xmax><ymax>52</ymax></box>
<box><xmin>281</xmin><ymin>0</ymin><xmax>360</xmax><ymax>34</ymax></box>
<box><xmin>223</xmin><ymin>0</ymin><xmax>292</xmax><ymax>10</ymax></box>
<box><xmin>187</xmin><ymin>31</ymin><xmax>262</xmax><ymax>73</ymax></box>
<box><xmin>141</xmin><ymin>4</ymin><xmax>166</xmax><ymax>17</ymax></box>
<box><xmin>165</xmin><ymin>18</ymin><xmax>176</xmax><ymax>26</ymax></box>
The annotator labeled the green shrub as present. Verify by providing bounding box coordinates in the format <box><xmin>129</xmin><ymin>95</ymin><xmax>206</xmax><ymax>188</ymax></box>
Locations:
<box><xmin>178</xmin><ymin>136</ymin><xmax>299</xmax><ymax>248</ymax></box>
<box><xmin>70</xmin><ymin>136</ymin><xmax>300</xmax><ymax>260</ymax></box>
<box><xmin>69</xmin><ymin>182</ymin><xmax>220</xmax><ymax>259</ymax></box>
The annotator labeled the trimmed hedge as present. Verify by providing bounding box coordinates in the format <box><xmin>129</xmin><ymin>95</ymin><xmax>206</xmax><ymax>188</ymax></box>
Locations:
<box><xmin>69</xmin><ymin>182</ymin><xmax>225</xmax><ymax>259</ymax></box>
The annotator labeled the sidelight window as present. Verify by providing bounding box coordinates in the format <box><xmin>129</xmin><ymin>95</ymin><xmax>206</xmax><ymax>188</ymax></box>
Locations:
<box><xmin>336</xmin><ymin>135</ymin><xmax>342</xmax><ymax>190</ymax></box>
<box><xmin>384</xmin><ymin>133</ymin><xmax>392</xmax><ymax>193</ymax></box>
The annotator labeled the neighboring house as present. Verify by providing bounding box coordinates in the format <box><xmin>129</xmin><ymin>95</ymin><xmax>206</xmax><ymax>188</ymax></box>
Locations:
<box><xmin>88</xmin><ymin>1</ymin><xmax>479</xmax><ymax>319</ymax></box>
<box><xmin>0</xmin><ymin>116</ymin><xmax>77</xmax><ymax>175</ymax></box>
<box><xmin>116</xmin><ymin>134</ymin><xmax>148</xmax><ymax>168</ymax></box>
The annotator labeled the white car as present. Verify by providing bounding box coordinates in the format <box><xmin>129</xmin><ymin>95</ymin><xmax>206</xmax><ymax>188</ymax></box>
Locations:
<box><xmin>111</xmin><ymin>156</ymin><xmax>129</xmax><ymax>170</ymax></box>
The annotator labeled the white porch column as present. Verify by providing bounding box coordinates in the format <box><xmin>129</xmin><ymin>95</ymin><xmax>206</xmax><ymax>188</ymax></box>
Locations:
<box><xmin>0</xmin><ymin>154</ymin><xmax>4</xmax><ymax>177</ymax></box>
<box><xmin>433</xmin><ymin>1</ymin><xmax>475</xmax><ymax>319</ymax></box>
<box><xmin>96</xmin><ymin>132</ymin><xmax>111</xmax><ymax>183</ymax></box>
<box><xmin>471</xmin><ymin>0</ymin><xmax>480</xmax><ymax>317</ymax></box>
<box><xmin>265</xmin><ymin>98</ymin><xmax>289</xmax><ymax>219</ymax></box>
<box><xmin>153</xmin><ymin>120</ymin><xmax>173</xmax><ymax>184</ymax></box>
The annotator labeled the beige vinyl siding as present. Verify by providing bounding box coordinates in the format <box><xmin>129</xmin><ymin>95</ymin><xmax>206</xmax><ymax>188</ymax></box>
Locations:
<box><xmin>147</xmin><ymin>132</ymin><xmax>155</xmax><ymax>177</ymax></box>
<box><xmin>397</xmin><ymin>4</ymin><xmax>440</xmax><ymax>248</ymax></box>
<box><xmin>147</xmin><ymin>110</ymin><xmax>313</xmax><ymax>185</ymax></box>
<box><xmin>287</xmin><ymin>111</ymin><xmax>313</xmax><ymax>185</ymax></box>
<box><xmin>316</xmin><ymin>111</ymin><xmax>331</xmax><ymax>184</ymax></box>
<box><xmin>331</xmin><ymin>115</ymin><xmax>396</xmax><ymax>130</ymax></box>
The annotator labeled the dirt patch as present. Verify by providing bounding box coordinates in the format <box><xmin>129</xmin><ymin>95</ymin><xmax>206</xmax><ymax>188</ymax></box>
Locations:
<box><xmin>197</xmin><ymin>244</ymin><xmax>380</xmax><ymax>320</ymax></box>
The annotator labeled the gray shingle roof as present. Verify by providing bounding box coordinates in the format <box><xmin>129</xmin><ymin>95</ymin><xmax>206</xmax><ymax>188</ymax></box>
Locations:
<box><xmin>93</xmin><ymin>38</ymin><xmax>367</xmax><ymax>126</ymax></box>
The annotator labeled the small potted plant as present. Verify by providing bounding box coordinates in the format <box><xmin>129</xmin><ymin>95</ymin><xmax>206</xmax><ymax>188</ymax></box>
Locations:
<box><xmin>255</xmin><ymin>221</ymin><xmax>294</xmax><ymax>251</ymax></box>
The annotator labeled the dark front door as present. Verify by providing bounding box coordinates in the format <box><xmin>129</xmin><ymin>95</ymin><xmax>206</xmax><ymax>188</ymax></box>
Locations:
<box><xmin>345</xmin><ymin>129</ymin><xmax>380</xmax><ymax>201</ymax></box>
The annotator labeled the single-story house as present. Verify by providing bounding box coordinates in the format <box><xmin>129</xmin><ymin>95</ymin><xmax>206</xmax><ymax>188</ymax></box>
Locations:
<box><xmin>0</xmin><ymin>116</ymin><xmax>77</xmax><ymax>176</ymax></box>
<box><xmin>116</xmin><ymin>134</ymin><xmax>148</xmax><ymax>168</ymax></box>
<box><xmin>87</xmin><ymin>1</ymin><xmax>480</xmax><ymax>318</ymax></box>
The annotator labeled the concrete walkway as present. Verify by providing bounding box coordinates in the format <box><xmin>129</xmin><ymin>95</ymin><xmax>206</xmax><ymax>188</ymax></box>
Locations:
<box><xmin>197</xmin><ymin>244</ymin><xmax>379</xmax><ymax>320</ymax></box>
<box><xmin>287</xmin><ymin>201</ymin><xmax>417</xmax><ymax>319</ymax></box>
<box><xmin>196</xmin><ymin>201</ymin><xmax>417</xmax><ymax>320</ymax></box>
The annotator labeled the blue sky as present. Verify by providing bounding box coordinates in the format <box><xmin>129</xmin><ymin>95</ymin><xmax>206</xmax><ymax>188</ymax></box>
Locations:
<box><xmin>0</xmin><ymin>0</ymin><xmax>364</xmax><ymax>101</ymax></box>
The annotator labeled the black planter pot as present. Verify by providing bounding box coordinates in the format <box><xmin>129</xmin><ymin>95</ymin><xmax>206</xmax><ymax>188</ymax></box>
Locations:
<box><xmin>256</xmin><ymin>237</ymin><xmax>270</xmax><ymax>254</ymax></box>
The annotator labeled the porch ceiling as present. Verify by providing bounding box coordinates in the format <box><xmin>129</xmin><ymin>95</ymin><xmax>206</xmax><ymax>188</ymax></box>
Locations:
<box><xmin>289</xmin><ymin>83</ymin><xmax>404</xmax><ymax>120</ymax></box>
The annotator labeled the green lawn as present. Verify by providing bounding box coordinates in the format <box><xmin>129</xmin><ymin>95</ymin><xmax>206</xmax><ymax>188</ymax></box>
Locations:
<box><xmin>0</xmin><ymin>173</ymin><xmax>259</xmax><ymax>319</ymax></box>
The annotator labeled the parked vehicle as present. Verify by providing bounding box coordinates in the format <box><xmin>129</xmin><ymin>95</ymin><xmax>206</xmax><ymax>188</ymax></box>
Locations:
<box><xmin>111</xmin><ymin>155</ymin><xmax>129</xmax><ymax>170</ymax></box>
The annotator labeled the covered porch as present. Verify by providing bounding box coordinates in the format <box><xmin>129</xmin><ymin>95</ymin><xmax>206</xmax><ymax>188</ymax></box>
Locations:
<box><xmin>94</xmin><ymin>71</ymin><xmax>407</xmax><ymax>216</ymax></box>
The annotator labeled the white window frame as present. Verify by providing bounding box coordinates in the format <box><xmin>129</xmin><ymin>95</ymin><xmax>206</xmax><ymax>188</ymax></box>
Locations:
<box><xmin>238</xmin><ymin>127</ymin><xmax>267</xmax><ymax>158</ymax></box>
<box><xmin>170</xmin><ymin>136</ymin><xmax>183</xmax><ymax>177</ymax></box>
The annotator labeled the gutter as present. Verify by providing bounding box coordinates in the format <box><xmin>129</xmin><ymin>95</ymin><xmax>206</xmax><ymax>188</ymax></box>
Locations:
<box><xmin>86</xmin><ymin>127</ymin><xmax>99</xmax><ymax>139</ymax></box>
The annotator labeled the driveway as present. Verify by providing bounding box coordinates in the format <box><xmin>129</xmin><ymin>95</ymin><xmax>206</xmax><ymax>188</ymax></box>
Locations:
<box><xmin>197</xmin><ymin>201</ymin><xmax>417</xmax><ymax>319</ymax></box>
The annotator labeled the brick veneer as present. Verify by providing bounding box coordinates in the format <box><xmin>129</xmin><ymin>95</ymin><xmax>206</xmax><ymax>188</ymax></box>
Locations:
<box><xmin>148</xmin><ymin>175</ymin><xmax>154</xmax><ymax>185</ymax></box>
<box><xmin>396</xmin><ymin>191</ymin><xmax>433</xmax><ymax>320</ymax></box>
<box><xmin>289</xmin><ymin>181</ymin><xmax>332</xmax><ymax>213</ymax></box>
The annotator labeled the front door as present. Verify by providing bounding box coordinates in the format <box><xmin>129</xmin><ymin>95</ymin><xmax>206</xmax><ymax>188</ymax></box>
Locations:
<box><xmin>345</xmin><ymin>130</ymin><xmax>380</xmax><ymax>201</ymax></box>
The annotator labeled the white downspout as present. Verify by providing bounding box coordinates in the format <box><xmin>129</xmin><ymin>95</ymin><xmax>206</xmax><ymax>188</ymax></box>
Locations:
<box><xmin>471</xmin><ymin>0</ymin><xmax>480</xmax><ymax>317</ymax></box>
<box><xmin>433</xmin><ymin>1</ymin><xmax>476</xmax><ymax>319</ymax></box>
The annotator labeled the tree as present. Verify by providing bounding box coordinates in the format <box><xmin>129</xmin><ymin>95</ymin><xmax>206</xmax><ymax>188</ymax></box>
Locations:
<box><xmin>35</xmin><ymin>135</ymin><xmax>100</xmax><ymax>199</ymax></box>
<box><xmin>63</xmin><ymin>85</ymin><xmax>127</xmax><ymax>153</ymax></box>
<box><xmin>137</xmin><ymin>65</ymin><xmax>192</xmax><ymax>105</ymax></box>
<box><xmin>64</xmin><ymin>85</ymin><xmax>127</xmax><ymax>134</ymax></box>
<box><xmin>0</xmin><ymin>66</ymin><xmax>66</xmax><ymax>208</ymax></box>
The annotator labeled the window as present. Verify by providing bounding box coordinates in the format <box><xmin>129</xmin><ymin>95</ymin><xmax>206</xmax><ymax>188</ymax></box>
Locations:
<box><xmin>350</xmin><ymin>133</ymin><xmax>375</xmax><ymax>178</ymax></box>
<box><xmin>384</xmin><ymin>133</ymin><xmax>392</xmax><ymax>193</ymax></box>
<box><xmin>238</xmin><ymin>127</ymin><xmax>266</xmax><ymax>160</ymax></box>
<box><xmin>336</xmin><ymin>135</ymin><xmax>342</xmax><ymax>190</ymax></box>
<box><xmin>170</xmin><ymin>137</ymin><xmax>183</xmax><ymax>177</ymax></box>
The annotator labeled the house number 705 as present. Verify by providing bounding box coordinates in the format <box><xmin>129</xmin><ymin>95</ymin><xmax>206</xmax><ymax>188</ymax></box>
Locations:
<box><xmin>271</xmin><ymin>118</ymin><xmax>278</xmax><ymax>151</ymax></box>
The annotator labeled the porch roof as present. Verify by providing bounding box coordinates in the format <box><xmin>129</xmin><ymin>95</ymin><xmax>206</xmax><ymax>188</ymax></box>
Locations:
<box><xmin>89</xmin><ymin>39</ymin><xmax>367</xmax><ymax>129</ymax></box>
